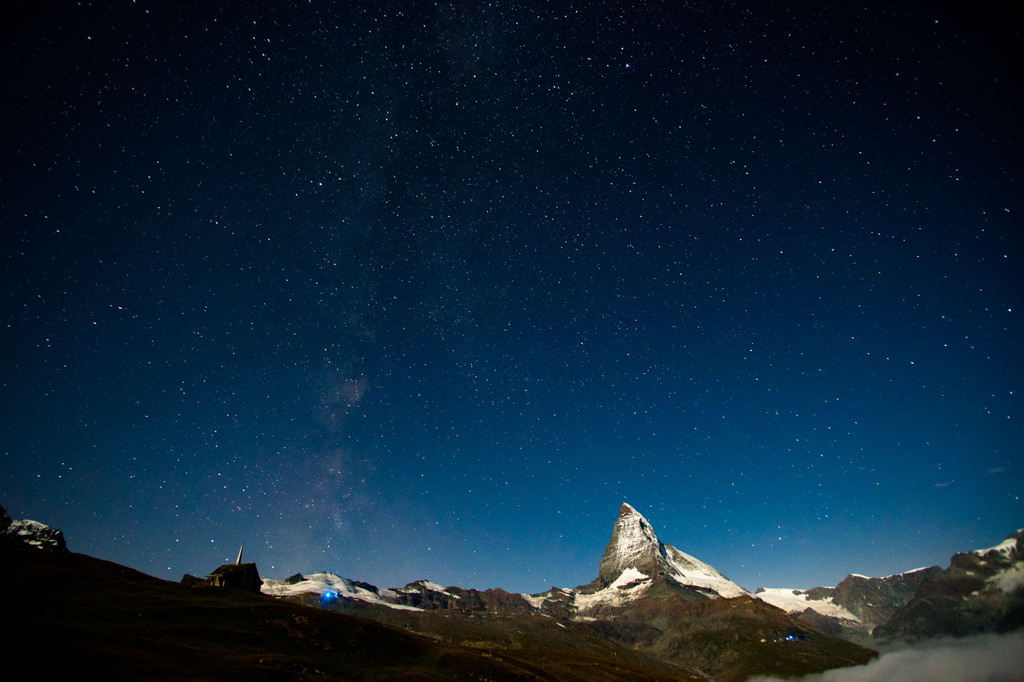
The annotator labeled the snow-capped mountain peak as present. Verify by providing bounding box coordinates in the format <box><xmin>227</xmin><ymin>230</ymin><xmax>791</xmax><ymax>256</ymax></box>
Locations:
<box><xmin>596</xmin><ymin>503</ymin><xmax>663</xmax><ymax>586</ymax></box>
<box><xmin>594</xmin><ymin>503</ymin><xmax>748</xmax><ymax>599</ymax></box>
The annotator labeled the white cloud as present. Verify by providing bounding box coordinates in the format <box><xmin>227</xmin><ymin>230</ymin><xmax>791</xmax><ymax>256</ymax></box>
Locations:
<box><xmin>749</xmin><ymin>632</ymin><xmax>1024</xmax><ymax>682</ymax></box>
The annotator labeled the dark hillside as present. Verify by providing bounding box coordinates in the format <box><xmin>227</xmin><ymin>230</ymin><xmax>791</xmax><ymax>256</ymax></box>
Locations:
<box><xmin>0</xmin><ymin>539</ymin><xmax>694</xmax><ymax>681</ymax></box>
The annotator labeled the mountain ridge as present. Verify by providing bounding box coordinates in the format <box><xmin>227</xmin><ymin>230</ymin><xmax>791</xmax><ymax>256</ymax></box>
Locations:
<box><xmin>7</xmin><ymin>499</ymin><xmax>1021</xmax><ymax>679</ymax></box>
<box><xmin>263</xmin><ymin>502</ymin><xmax>754</xmax><ymax>615</ymax></box>
<box><xmin>266</xmin><ymin>502</ymin><xmax>877</xmax><ymax>680</ymax></box>
<box><xmin>261</xmin><ymin>504</ymin><xmax>1024</xmax><ymax>649</ymax></box>
<box><xmin>755</xmin><ymin>528</ymin><xmax>1024</xmax><ymax>644</ymax></box>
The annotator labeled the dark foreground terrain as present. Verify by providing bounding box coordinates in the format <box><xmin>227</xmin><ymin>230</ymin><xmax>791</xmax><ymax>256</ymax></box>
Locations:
<box><xmin>0</xmin><ymin>539</ymin><xmax>696</xmax><ymax>681</ymax></box>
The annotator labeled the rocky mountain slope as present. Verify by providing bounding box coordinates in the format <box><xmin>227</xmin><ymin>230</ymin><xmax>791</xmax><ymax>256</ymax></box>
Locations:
<box><xmin>874</xmin><ymin>530</ymin><xmax>1024</xmax><ymax>641</ymax></box>
<box><xmin>755</xmin><ymin>529</ymin><xmax>1024</xmax><ymax>644</ymax></box>
<box><xmin>0</xmin><ymin>503</ymin><xmax>68</xmax><ymax>552</ymax></box>
<box><xmin>755</xmin><ymin>566</ymin><xmax>943</xmax><ymax>639</ymax></box>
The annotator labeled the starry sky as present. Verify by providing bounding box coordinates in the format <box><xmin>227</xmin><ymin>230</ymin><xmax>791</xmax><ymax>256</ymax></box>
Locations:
<box><xmin>2</xmin><ymin>1</ymin><xmax>1021</xmax><ymax>594</ymax></box>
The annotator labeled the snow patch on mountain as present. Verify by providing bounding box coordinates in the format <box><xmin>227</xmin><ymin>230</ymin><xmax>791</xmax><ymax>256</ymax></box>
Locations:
<box><xmin>662</xmin><ymin>544</ymin><xmax>750</xmax><ymax>598</ymax></box>
<box><xmin>261</xmin><ymin>572</ymin><xmax>423</xmax><ymax>611</ymax></box>
<box><xmin>7</xmin><ymin>520</ymin><xmax>59</xmax><ymax>549</ymax></box>
<box><xmin>520</xmin><ymin>593</ymin><xmax>546</xmax><ymax>609</ymax></box>
<box><xmin>402</xmin><ymin>579</ymin><xmax>460</xmax><ymax>598</ymax></box>
<box><xmin>859</xmin><ymin>566</ymin><xmax>933</xmax><ymax>580</ymax></box>
<box><xmin>575</xmin><ymin>568</ymin><xmax>652</xmax><ymax>610</ymax></box>
<box><xmin>850</xmin><ymin>567</ymin><xmax>932</xmax><ymax>579</ymax></box>
<box><xmin>755</xmin><ymin>588</ymin><xmax>861</xmax><ymax>622</ymax></box>
<box><xmin>974</xmin><ymin>535</ymin><xmax>1019</xmax><ymax>559</ymax></box>
<box><xmin>1</xmin><ymin>505</ymin><xmax>68</xmax><ymax>552</ymax></box>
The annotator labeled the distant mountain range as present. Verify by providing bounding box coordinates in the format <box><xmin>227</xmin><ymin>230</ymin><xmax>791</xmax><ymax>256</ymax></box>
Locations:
<box><xmin>756</xmin><ymin>566</ymin><xmax>944</xmax><ymax>641</ymax></box>
<box><xmin>4</xmin><ymin>501</ymin><xmax>1022</xmax><ymax>680</ymax></box>
<box><xmin>263</xmin><ymin>504</ymin><xmax>873</xmax><ymax>680</ymax></box>
<box><xmin>265</xmin><ymin>504</ymin><xmax>751</xmax><ymax>612</ymax></box>
<box><xmin>261</xmin><ymin>503</ymin><xmax>1024</xmax><ymax>678</ymax></box>
<box><xmin>755</xmin><ymin>529</ymin><xmax>1024</xmax><ymax>643</ymax></box>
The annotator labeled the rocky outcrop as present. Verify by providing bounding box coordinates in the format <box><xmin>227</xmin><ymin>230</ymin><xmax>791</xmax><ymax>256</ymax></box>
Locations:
<box><xmin>388</xmin><ymin>581</ymin><xmax>538</xmax><ymax>613</ymax></box>
<box><xmin>595</xmin><ymin>504</ymin><xmax>662</xmax><ymax>586</ymax></box>
<box><xmin>831</xmin><ymin>567</ymin><xmax>944</xmax><ymax>627</ymax></box>
<box><xmin>756</xmin><ymin>529</ymin><xmax>1024</xmax><ymax>645</ymax></box>
<box><xmin>875</xmin><ymin>531</ymin><xmax>1024</xmax><ymax>641</ymax></box>
<box><xmin>755</xmin><ymin>567</ymin><xmax>944</xmax><ymax>637</ymax></box>
<box><xmin>797</xmin><ymin>608</ymin><xmax>848</xmax><ymax>636</ymax></box>
<box><xmin>0</xmin><ymin>504</ymin><xmax>68</xmax><ymax>552</ymax></box>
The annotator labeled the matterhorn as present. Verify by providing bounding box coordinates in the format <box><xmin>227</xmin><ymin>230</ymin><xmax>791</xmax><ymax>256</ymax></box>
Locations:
<box><xmin>588</xmin><ymin>502</ymin><xmax>749</xmax><ymax>599</ymax></box>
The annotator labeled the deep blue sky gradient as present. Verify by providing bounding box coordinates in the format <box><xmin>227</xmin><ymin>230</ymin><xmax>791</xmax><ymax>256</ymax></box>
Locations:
<box><xmin>2</xmin><ymin>1</ymin><xmax>1021</xmax><ymax>593</ymax></box>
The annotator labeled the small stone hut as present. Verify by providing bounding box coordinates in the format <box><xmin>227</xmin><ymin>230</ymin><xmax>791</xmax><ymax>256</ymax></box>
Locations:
<box><xmin>206</xmin><ymin>562</ymin><xmax>262</xmax><ymax>592</ymax></box>
<box><xmin>205</xmin><ymin>543</ymin><xmax>262</xmax><ymax>593</ymax></box>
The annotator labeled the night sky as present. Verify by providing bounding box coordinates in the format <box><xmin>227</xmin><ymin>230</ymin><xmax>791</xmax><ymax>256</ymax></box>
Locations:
<box><xmin>2</xmin><ymin>1</ymin><xmax>1021</xmax><ymax>594</ymax></box>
